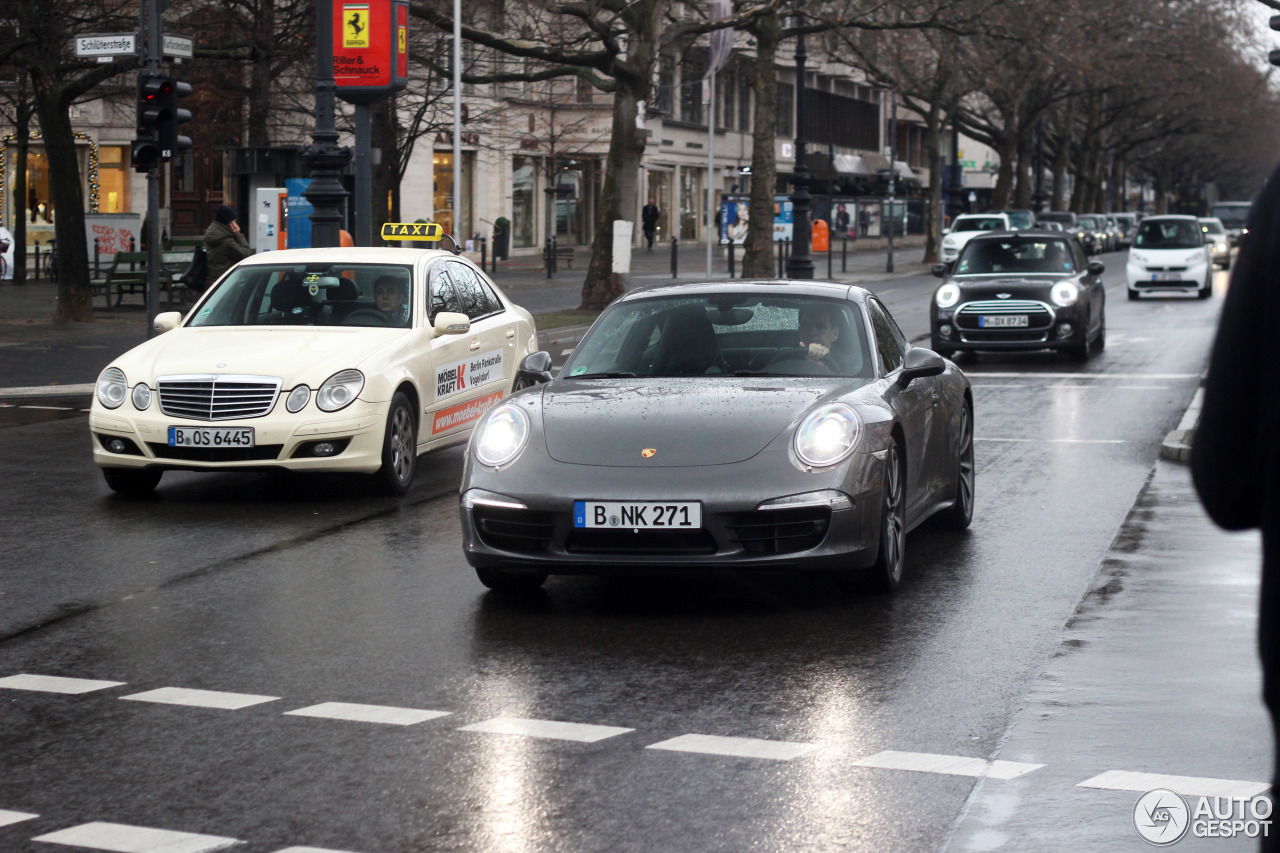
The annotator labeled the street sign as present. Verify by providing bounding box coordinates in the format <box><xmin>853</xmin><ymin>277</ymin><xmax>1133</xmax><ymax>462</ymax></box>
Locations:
<box><xmin>163</xmin><ymin>35</ymin><xmax>193</xmax><ymax>59</ymax></box>
<box><xmin>74</xmin><ymin>33</ymin><xmax>136</xmax><ymax>60</ymax></box>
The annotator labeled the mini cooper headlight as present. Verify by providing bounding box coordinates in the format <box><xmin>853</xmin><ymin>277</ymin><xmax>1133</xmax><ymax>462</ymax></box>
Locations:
<box><xmin>935</xmin><ymin>283</ymin><xmax>961</xmax><ymax>309</ymax></box>
<box><xmin>285</xmin><ymin>385</ymin><xmax>311</xmax><ymax>413</ymax></box>
<box><xmin>794</xmin><ymin>403</ymin><xmax>862</xmax><ymax>468</ymax></box>
<box><xmin>474</xmin><ymin>404</ymin><xmax>530</xmax><ymax>468</ymax></box>
<box><xmin>96</xmin><ymin>368</ymin><xmax>128</xmax><ymax>409</ymax></box>
<box><xmin>1050</xmin><ymin>280</ymin><xmax>1080</xmax><ymax>307</ymax></box>
<box><xmin>131</xmin><ymin>382</ymin><xmax>152</xmax><ymax>411</ymax></box>
<box><xmin>316</xmin><ymin>370</ymin><xmax>364</xmax><ymax>412</ymax></box>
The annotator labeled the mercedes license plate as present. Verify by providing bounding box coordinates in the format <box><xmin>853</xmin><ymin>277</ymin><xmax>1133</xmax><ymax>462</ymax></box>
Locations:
<box><xmin>978</xmin><ymin>315</ymin><xmax>1029</xmax><ymax>328</ymax></box>
<box><xmin>574</xmin><ymin>501</ymin><xmax>702</xmax><ymax>529</ymax></box>
<box><xmin>168</xmin><ymin>426</ymin><xmax>255</xmax><ymax>447</ymax></box>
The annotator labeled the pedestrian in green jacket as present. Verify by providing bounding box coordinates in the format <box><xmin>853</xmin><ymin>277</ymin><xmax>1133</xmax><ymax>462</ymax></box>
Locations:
<box><xmin>203</xmin><ymin>205</ymin><xmax>252</xmax><ymax>289</ymax></box>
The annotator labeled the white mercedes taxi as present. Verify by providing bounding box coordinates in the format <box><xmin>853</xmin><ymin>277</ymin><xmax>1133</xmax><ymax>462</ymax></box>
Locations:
<box><xmin>90</xmin><ymin>232</ymin><xmax>539</xmax><ymax>496</ymax></box>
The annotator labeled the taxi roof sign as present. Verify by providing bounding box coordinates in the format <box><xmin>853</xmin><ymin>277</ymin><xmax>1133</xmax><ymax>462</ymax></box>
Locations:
<box><xmin>381</xmin><ymin>222</ymin><xmax>443</xmax><ymax>241</ymax></box>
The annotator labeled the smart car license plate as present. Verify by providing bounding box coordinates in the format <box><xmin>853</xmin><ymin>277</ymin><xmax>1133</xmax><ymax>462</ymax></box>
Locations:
<box><xmin>574</xmin><ymin>501</ymin><xmax>702</xmax><ymax>529</ymax></box>
<box><xmin>978</xmin><ymin>315</ymin><xmax>1028</xmax><ymax>328</ymax></box>
<box><xmin>168</xmin><ymin>426</ymin><xmax>255</xmax><ymax>447</ymax></box>
<box><xmin>1150</xmin><ymin>272</ymin><xmax>1182</xmax><ymax>281</ymax></box>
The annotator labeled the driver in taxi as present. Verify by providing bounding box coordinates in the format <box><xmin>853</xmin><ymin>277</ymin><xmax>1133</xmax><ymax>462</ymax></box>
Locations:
<box><xmin>373</xmin><ymin>275</ymin><xmax>410</xmax><ymax>327</ymax></box>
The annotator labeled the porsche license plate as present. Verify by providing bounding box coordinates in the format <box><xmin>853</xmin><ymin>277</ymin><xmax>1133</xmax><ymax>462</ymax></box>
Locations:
<box><xmin>978</xmin><ymin>315</ymin><xmax>1029</xmax><ymax>328</ymax></box>
<box><xmin>168</xmin><ymin>426</ymin><xmax>255</xmax><ymax>447</ymax></box>
<box><xmin>574</xmin><ymin>501</ymin><xmax>702</xmax><ymax>529</ymax></box>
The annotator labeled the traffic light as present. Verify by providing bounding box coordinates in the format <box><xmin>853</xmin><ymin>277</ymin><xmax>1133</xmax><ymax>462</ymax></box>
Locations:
<box><xmin>157</xmin><ymin>77</ymin><xmax>193</xmax><ymax>159</ymax></box>
<box><xmin>131</xmin><ymin>72</ymin><xmax>166</xmax><ymax>172</ymax></box>
<box><xmin>1270</xmin><ymin>16</ymin><xmax>1280</xmax><ymax>67</ymax></box>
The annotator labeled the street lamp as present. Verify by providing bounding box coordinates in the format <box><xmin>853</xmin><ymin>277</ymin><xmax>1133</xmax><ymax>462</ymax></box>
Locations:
<box><xmin>785</xmin><ymin>0</ymin><xmax>814</xmax><ymax>280</ymax></box>
<box><xmin>302</xmin><ymin>0</ymin><xmax>352</xmax><ymax>248</ymax></box>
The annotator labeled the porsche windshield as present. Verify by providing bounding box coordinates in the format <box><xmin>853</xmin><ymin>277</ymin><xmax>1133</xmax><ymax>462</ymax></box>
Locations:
<box><xmin>954</xmin><ymin>239</ymin><xmax>1077</xmax><ymax>275</ymax></box>
<box><xmin>188</xmin><ymin>263</ymin><xmax>415</xmax><ymax>328</ymax></box>
<box><xmin>561</xmin><ymin>295</ymin><xmax>874</xmax><ymax>379</ymax></box>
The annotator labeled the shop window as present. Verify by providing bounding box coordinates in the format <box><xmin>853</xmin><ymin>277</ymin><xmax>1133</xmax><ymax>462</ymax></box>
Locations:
<box><xmin>98</xmin><ymin>146</ymin><xmax>129</xmax><ymax>213</ymax></box>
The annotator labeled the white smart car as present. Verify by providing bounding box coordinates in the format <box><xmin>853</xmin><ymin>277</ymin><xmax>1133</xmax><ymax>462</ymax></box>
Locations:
<box><xmin>1125</xmin><ymin>215</ymin><xmax>1212</xmax><ymax>300</ymax></box>
<box><xmin>90</xmin><ymin>240</ymin><xmax>540</xmax><ymax>496</ymax></box>
<box><xmin>939</xmin><ymin>213</ymin><xmax>1012</xmax><ymax>263</ymax></box>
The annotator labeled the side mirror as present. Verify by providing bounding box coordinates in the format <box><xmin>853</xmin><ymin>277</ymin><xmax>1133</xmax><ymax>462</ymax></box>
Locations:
<box><xmin>515</xmin><ymin>351</ymin><xmax>554</xmax><ymax>388</ymax></box>
<box><xmin>896</xmin><ymin>346</ymin><xmax>946</xmax><ymax>387</ymax></box>
<box><xmin>931</xmin><ymin>263</ymin><xmax>950</xmax><ymax>278</ymax></box>
<box><xmin>1087</xmin><ymin>260</ymin><xmax>1105</xmax><ymax>276</ymax></box>
<box><xmin>433</xmin><ymin>311</ymin><xmax>470</xmax><ymax>336</ymax></box>
<box><xmin>152</xmin><ymin>311</ymin><xmax>183</xmax><ymax>333</ymax></box>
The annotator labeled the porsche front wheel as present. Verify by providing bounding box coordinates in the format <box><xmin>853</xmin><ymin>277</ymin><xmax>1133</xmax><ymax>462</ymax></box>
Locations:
<box><xmin>863</xmin><ymin>440</ymin><xmax>906</xmax><ymax>594</ymax></box>
<box><xmin>940</xmin><ymin>403</ymin><xmax>974</xmax><ymax>530</ymax></box>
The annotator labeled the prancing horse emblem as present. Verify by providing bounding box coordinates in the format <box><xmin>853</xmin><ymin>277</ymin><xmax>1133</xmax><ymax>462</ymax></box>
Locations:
<box><xmin>641</xmin><ymin>448</ymin><xmax>657</xmax><ymax>458</ymax></box>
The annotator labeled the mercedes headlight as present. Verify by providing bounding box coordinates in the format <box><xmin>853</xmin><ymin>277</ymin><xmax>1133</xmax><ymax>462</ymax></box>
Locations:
<box><xmin>316</xmin><ymin>370</ymin><xmax>364</xmax><ymax>412</ymax></box>
<box><xmin>794</xmin><ymin>403</ymin><xmax>862</xmax><ymax>468</ymax></box>
<box><xmin>285</xmin><ymin>385</ymin><xmax>311</xmax><ymax>413</ymax></box>
<box><xmin>1050</xmin><ymin>280</ymin><xmax>1080</xmax><ymax>307</ymax></box>
<box><xmin>96</xmin><ymin>367</ymin><xmax>128</xmax><ymax>409</ymax></box>
<box><xmin>474</xmin><ymin>404</ymin><xmax>530</xmax><ymax>468</ymax></box>
<box><xmin>935</xmin><ymin>283</ymin><xmax>961</xmax><ymax>309</ymax></box>
<box><xmin>131</xmin><ymin>382</ymin><xmax>152</xmax><ymax>411</ymax></box>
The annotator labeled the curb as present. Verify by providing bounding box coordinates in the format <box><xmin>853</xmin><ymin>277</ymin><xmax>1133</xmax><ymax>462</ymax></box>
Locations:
<box><xmin>1160</xmin><ymin>386</ymin><xmax>1203</xmax><ymax>464</ymax></box>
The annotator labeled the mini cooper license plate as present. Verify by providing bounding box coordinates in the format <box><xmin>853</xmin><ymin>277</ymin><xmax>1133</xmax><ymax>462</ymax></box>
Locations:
<box><xmin>168</xmin><ymin>426</ymin><xmax>255</xmax><ymax>447</ymax></box>
<box><xmin>574</xmin><ymin>501</ymin><xmax>702</xmax><ymax>529</ymax></box>
<box><xmin>978</xmin><ymin>314</ymin><xmax>1029</xmax><ymax>328</ymax></box>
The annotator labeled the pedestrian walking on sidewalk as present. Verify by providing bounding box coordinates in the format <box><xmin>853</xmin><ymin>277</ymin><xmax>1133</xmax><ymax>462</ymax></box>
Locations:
<box><xmin>642</xmin><ymin>199</ymin><xmax>660</xmax><ymax>251</ymax></box>
<box><xmin>1193</xmin><ymin>162</ymin><xmax>1280</xmax><ymax>851</ymax></box>
<box><xmin>203</xmin><ymin>205</ymin><xmax>252</xmax><ymax>290</ymax></box>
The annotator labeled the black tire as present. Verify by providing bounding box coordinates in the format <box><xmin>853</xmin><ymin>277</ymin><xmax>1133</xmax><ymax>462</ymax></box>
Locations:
<box><xmin>476</xmin><ymin>567</ymin><xmax>548</xmax><ymax>593</ymax></box>
<box><xmin>1222</xmin><ymin>255</ymin><xmax>1232</xmax><ymax>271</ymax></box>
<box><xmin>376</xmin><ymin>392</ymin><xmax>417</xmax><ymax>495</ymax></box>
<box><xmin>1093</xmin><ymin>312</ymin><xmax>1106</xmax><ymax>352</ymax></box>
<box><xmin>1198</xmin><ymin>280</ymin><xmax>1212</xmax><ymax>300</ymax></box>
<box><xmin>1127</xmin><ymin>288</ymin><xmax>1140</xmax><ymax>301</ymax></box>
<box><xmin>940</xmin><ymin>403</ymin><xmax>974</xmax><ymax>530</ymax></box>
<box><xmin>103</xmin><ymin>468</ymin><xmax>162</xmax><ymax>496</ymax></box>
<box><xmin>862</xmin><ymin>440</ymin><xmax>906</xmax><ymax>594</ymax></box>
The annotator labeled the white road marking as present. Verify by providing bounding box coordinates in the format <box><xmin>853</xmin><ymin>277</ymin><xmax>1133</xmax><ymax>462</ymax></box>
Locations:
<box><xmin>20</xmin><ymin>405</ymin><xmax>74</xmax><ymax>410</ymax></box>
<box><xmin>272</xmin><ymin>847</ymin><xmax>368</xmax><ymax>853</ymax></box>
<box><xmin>968</xmin><ymin>372</ymin><xmax>1196</xmax><ymax>380</ymax></box>
<box><xmin>0</xmin><ymin>810</ymin><xmax>38</xmax><ymax>828</ymax></box>
<box><xmin>969</xmin><ymin>384</ymin><xmax>1028</xmax><ymax>389</ymax></box>
<box><xmin>120</xmin><ymin>687</ymin><xmax>279</xmax><ymax>710</ymax></box>
<box><xmin>976</xmin><ymin>438</ymin><xmax>1125</xmax><ymax>444</ymax></box>
<box><xmin>0</xmin><ymin>383</ymin><xmax>96</xmax><ymax>398</ymax></box>
<box><xmin>459</xmin><ymin>716</ymin><xmax>633</xmax><ymax>743</ymax></box>
<box><xmin>850</xmin><ymin>750</ymin><xmax>1044</xmax><ymax>780</ymax></box>
<box><xmin>1116</xmin><ymin>386</ymin><xmax>1170</xmax><ymax>391</ymax></box>
<box><xmin>560</xmin><ymin>348</ymin><xmax>575</xmax><ymax>356</ymax></box>
<box><xmin>1077</xmin><ymin>770</ymin><xmax>1269</xmax><ymax>798</ymax></box>
<box><xmin>31</xmin><ymin>821</ymin><xmax>241</xmax><ymax>852</ymax></box>
<box><xmin>284</xmin><ymin>702</ymin><xmax>451</xmax><ymax>726</ymax></box>
<box><xmin>0</xmin><ymin>674</ymin><xmax>125</xmax><ymax>694</ymax></box>
<box><xmin>645</xmin><ymin>734</ymin><xmax>818</xmax><ymax>761</ymax></box>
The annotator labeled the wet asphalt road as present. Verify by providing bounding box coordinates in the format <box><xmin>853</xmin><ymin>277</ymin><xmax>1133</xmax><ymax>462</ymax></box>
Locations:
<box><xmin>0</xmin><ymin>254</ymin><xmax>1266</xmax><ymax>852</ymax></box>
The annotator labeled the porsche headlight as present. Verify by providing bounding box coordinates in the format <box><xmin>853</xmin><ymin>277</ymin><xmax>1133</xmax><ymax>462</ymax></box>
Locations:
<box><xmin>96</xmin><ymin>368</ymin><xmax>128</xmax><ymax>409</ymax></box>
<box><xmin>794</xmin><ymin>403</ymin><xmax>862</xmax><ymax>468</ymax></box>
<box><xmin>316</xmin><ymin>370</ymin><xmax>364</xmax><ymax>412</ymax></box>
<box><xmin>131</xmin><ymin>382</ymin><xmax>152</xmax><ymax>411</ymax></box>
<box><xmin>474</xmin><ymin>403</ymin><xmax>530</xmax><ymax>468</ymax></box>
<box><xmin>1050</xmin><ymin>280</ymin><xmax>1079</xmax><ymax>307</ymax></box>
<box><xmin>935</xmin><ymin>283</ymin><xmax>960</xmax><ymax>309</ymax></box>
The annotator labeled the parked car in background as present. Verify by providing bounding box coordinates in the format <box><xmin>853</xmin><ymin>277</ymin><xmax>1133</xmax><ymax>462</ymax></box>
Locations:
<box><xmin>940</xmin><ymin>213</ymin><xmax>1012</xmax><ymax>263</ymax></box>
<box><xmin>1209</xmin><ymin>201</ymin><xmax>1251</xmax><ymax>246</ymax></box>
<box><xmin>1125</xmin><ymin>214</ymin><xmax>1212</xmax><ymax>300</ymax></box>
<box><xmin>991</xmin><ymin>209</ymin><xmax>1034</xmax><ymax>230</ymax></box>
<box><xmin>1036</xmin><ymin>211</ymin><xmax>1089</xmax><ymax>250</ymax></box>
<box><xmin>1198</xmin><ymin>217</ymin><xmax>1231</xmax><ymax>269</ymax></box>
<box><xmin>1111</xmin><ymin>213</ymin><xmax>1137</xmax><ymax>248</ymax></box>
<box><xmin>1076</xmin><ymin>214</ymin><xmax>1111</xmax><ymax>254</ymax></box>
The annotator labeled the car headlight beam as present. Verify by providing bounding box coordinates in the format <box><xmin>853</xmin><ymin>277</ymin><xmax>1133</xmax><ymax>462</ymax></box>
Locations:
<box><xmin>316</xmin><ymin>370</ymin><xmax>364</xmax><ymax>412</ymax></box>
<box><xmin>794</xmin><ymin>403</ymin><xmax>862</xmax><ymax>468</ymax></box>
<box><xmin>1050</xmin><ymin>280</ymin><xmax>1079</xmax><ymax>307</ymax></box>
<box><xmin>935</xmin><ymin>283</ymin><xmax>960</xmax><ymax>309</ymax></box>
<box><xmin>96</xmin><ymin>368</ymin><xmax>128</xmax><ymax>409</ymax></box>
<box><xmin>474</xmin><ymin>404</ymin><xmax>530</xmax><ymax>468</ymax></box>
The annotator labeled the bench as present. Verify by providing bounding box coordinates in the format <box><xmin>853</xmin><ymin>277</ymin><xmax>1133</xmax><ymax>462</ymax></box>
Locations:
<box><xmin>542</xmin><ymin>245</ymin><xmax>576</xmax><ymax>269</ymax></box>
<box><xmin>91</xmin><ymin>250</ymin><xmax>195</xmax><ymax>310</ymax></box>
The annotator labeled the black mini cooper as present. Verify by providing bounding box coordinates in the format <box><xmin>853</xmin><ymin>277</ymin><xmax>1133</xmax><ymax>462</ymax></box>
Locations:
<box><xmin>930</xmin><ymin>231</ymin><xmax>1107</xmax><ymax>361</ymax></box>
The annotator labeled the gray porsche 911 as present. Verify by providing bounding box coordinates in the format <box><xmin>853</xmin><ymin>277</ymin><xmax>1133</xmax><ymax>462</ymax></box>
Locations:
<box><xmin>459</xmin><ymin>280</ymin><xmax>974</xmax><ymax>594</ymax></box>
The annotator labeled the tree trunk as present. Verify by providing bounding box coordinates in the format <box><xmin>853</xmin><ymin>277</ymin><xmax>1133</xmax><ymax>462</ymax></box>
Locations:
<box><xmin>246</xmin><ymin>4</ymin><xmax>276</xmax><ymax>148</ymax></box>
<box><xmin>991</xmin><ymin>128</ymin><xmax>1015</xmax><ymax>209</ymax></box>
<box><xmin>1013</xmin><ymin>123</ymin><xmax>1034</xmax><ymax>209</ymax></box>
<box><xmin>922</xmin><ymin>101</ymin><xmax>946</xmax><ymax>265</ymax></box>
<box><xmin>742</xmin><ymin>13</ymin><xmax>780</xmax><ymax>279</ymax></box>
<box><xmin>33</xmin><ymin>76</ymin><xmax>93</xmax><ymax>323</ymax></box>
<box><xmin>12</xmin><ymin>103</ymin><xmax>31</xmax><ymax>286</ymax></box>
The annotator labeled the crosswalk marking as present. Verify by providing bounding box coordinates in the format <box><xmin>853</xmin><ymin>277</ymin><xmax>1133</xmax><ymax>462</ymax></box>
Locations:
<box><xmin>850</xmin><ymin>750</ymin><xmax>1044</xmax><ymax>780</ymax></box>
<box><xmin>21</xmin><ymin>405</ymin><xmax>74</xmax><ymax>410</ymax></box>
<box><xmin>458</xmin><ymin>717</ymin><xmax>633</xmax><ymax>743</ymax></box>
<box><xmin>976</xmin><ymin>437</ymin><xmax>1125</xmax><ymax>444</ymax></box>
<box><xmin>0</xmin><ymin>809</ymin><xmax>38</xmax><ymax>828</ymax></box>
<box><xmin>272</xmin><ymin>847</ymin><xmax>368</xmax><ymax>853</ymax></box>
<box><xmin>120</xmin><ymin>687</ymin><xmax>279</xmax><ymax>710</ymax></box>
<box><xmin>968</xmin><ymin>372</ymin><xmax>1197</xmax><ymax>380</ymax></box>
<box><xmin>1077</xmin><ymin>770</ymin><xmax>1269</xmax><ymax>799</ymax></box>
<box><xmin>645</xmin><ymin>734</ymin><xmax>818</xmax><ymax>761</ymax></box>
<box><xmin>31</xmin><ymin>821</ymin><xmax>240</xmax><ymax>852</ymax></box>
<box><xmin>0</xmin><ymin>674</ymin><xmax>125</xmax><ymax>694</ymax></box>
<box><xmin>284</xmin><ymin>702</ymin><xmax>451</xmax><ymax>726</ymax></box>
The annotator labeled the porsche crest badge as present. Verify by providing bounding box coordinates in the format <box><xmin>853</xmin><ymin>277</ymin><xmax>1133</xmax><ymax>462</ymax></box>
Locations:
<box><xmin>641</xmin><ymin>448</ymin><xmax>657</xmax><ymax>458</ymax></box>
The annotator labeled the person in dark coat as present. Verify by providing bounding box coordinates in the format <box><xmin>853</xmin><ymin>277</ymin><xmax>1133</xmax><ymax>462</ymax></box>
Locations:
<box><xmin>642</xmin><ymin>198</ymin><xmax>660</xmax><ymax>251</ymax></box>
<box><xmin>203</xmin><ymin>205</ymin><xmax>253</xmax><ymax>289</ymax></box>
<box><xmin>1192</xmin><ymin>165</ymin><xmax>1278</xmax><ymax>851</ymax></box>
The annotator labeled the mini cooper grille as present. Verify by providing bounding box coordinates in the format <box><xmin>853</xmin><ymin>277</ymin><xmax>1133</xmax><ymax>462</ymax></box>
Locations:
<box><xmin>729</xmin><ymin>507</ymin><xmax>831</xmax><ymax>555</ymax></box>
<box><xmin>157</xmin><ymin>375</ymin><xmax>282</xmax><ymax>421</ymax></box>
<box><xmin>474</xmin><ymin>506</ymin><xmax>556</xmax><ymax>553</ymax></box>
<box><xmin>955</xmin><ymin>300</ymin><xmax>1053</xmax><ymax>330</ymax></box>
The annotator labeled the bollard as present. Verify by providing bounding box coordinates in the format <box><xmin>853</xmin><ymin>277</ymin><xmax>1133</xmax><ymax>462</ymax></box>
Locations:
<box><xmin>827</xmin><ymin>237</ymin><xmax>833</xmax><ymax>279</ymax></box>
<box><xmin>842</xmin><ymin>236</ymin><xmax>848</xmax><ymax>273</ymax></box>
<box><xmin>33</xmin><ymin>242</ymin><xmax>40</xmax><ymax>280</ymax></box>
<box><xmin>727</xmin><ymin>239</ymin><xmax>735</xmax><ymax>279</ymax></box>
<box><xmin>94</xmin><ymin>238</ymin><xmax>100</xmax><ymax>277</ymax></box>
<box><xmin>545</xmin><ymin>237</ymin><xmax>554</xmax><ymax>279</ymax></box>
<box><xmin>491</xmin><ymin>232</ymin><xmax>498</xmax><ymax>275</ymax></box>
<box><xmin>128</xmin><ymin>236</ymin><xmax>137</xmax><ymax>271</ymax></box>
<box><xmin>671</xmin><ymin>237</ymin><xmax>678</xmax><ymax>279</ymax></box>
<box><xmin>480</xmin><ymin>236</ymin><xmax>487</xmax><ymax>273</ymax></box>
<box><xmin>552</xmin><ymin>235</ymin><xmax>558</xmax><ymax>275</ymax></box>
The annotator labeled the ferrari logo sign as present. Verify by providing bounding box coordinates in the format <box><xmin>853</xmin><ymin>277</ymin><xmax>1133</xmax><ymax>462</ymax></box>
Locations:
<box><xmin>342</xmin><ymin>5</ymin><xmax>370</xmax><ymax>48</ymax></box>
<box><xmin>380</xmin><ymin>222</ymin><xmax>444</xmax><ymax>241</ymax></box>
<box><xmin>641</xmin><ymin>448</ymin><xmax>657</xmax><ymax>458</ymax></box>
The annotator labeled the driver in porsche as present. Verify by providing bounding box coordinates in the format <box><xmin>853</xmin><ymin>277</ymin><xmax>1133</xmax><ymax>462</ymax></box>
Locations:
<box><xmin>797</xmin><ymin>303</ymin><xmax>842</xmax><ymax>371</ymax></box>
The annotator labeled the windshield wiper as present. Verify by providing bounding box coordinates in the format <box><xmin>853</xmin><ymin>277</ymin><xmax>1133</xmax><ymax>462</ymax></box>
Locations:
<box><xmin>566</xmin><ymin>371</ymin><xmax>637</xmax><ymax>379</ymax></box>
